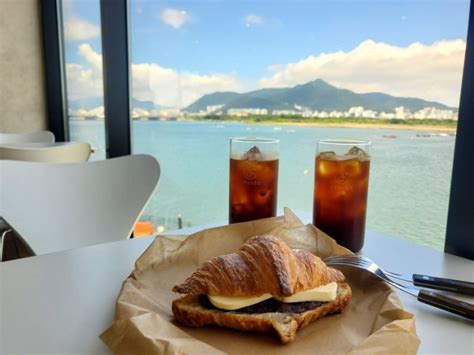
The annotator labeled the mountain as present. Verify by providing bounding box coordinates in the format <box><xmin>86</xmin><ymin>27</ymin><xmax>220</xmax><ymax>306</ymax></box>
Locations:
<box><xmin>184</xmin><ymin>79</ymin><xmax>455</xmax><ymax>113</ymax></box>
<box><xmin>184</xmin><ymin>92</ymin><xmax>240</xmax><ymax>112</ymax></box>
<box><xmin>131</xmin><ymin>98</ymin><xmax>160</xmax><ymax>111</ymax></box>
<box><xmin>68</xmin><ymin>97</ymin><xmax>103</xmax><ymax>111</ymax></box>
<box><xmin>68</xmin><ymin>98</ymin><xmax>160</xmax><ymax>111</ymax></box>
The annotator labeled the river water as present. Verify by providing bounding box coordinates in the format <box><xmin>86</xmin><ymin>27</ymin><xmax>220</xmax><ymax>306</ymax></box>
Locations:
<box><xmin>71</xmin><ymin>120</ymin><xmax>455</xmax><ymax>250</ymax></box>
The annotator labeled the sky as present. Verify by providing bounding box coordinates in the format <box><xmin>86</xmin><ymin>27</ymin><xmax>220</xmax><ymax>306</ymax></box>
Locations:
<box><xmin>63</xmin><ymin>0</ymin><xmax>470</xmax><ymax>108</ymax></box>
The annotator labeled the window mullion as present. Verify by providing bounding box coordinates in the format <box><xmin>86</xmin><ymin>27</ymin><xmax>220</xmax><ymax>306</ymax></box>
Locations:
<box><xmin>41</xmin><ymin>0</ymin><xmax>69</xmax><ymax>142</ymax></box>
<box><xmin>445</xmin><ymin>0</ymin><xmax>474</xmax><ymax>260</ymax></box>
<box><xmin>100</xmin><ymin>0</ymin><xmax>132</xmax><ymax>158</ymax></box>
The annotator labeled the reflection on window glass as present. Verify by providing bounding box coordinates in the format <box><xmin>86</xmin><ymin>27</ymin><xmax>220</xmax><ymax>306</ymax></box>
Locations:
<box><xmin>129</xmin><ymin>0</ymin><xmax>468</xmax><ymax>250</ymax></box>
<box><xmin>62</xmin><ymin>0</ymin><xmax>106</xmax><ymax>160</ymax></box>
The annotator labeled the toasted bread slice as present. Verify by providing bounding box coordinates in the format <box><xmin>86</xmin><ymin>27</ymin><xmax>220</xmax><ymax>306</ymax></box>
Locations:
<box><xmin>172</xmin><ymin>282</ymin><xmax>352</xmax><ymax>344</ymax></box>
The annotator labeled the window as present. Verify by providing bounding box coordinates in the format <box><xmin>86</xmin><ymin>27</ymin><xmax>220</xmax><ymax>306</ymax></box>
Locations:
<box><xmin>127</xmin><ymin>0</ymin><xmax>469</xmax><ymax>250</ymax></box>
<box><xmin>61</xmin><ymin>0</ymin><xmax>106</xmax><ymax>160</ymax></box>
<box><xmin>44</xmin><ymin>0</ymin><xmax>473</xmax><ymax>258</ymax></box>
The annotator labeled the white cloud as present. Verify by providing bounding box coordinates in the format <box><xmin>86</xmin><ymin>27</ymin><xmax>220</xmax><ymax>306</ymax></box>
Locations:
<box><xmin>65</xmin><ymin>44</ymin><xmax>103</xmax><ymax>100</ymax></box>
<box><xmin>66</xmin><ymin>39</ymin><xmax>466</xmax><ymax>108</ymax></box>
<box><xmin>66</xmin><ymin>63</ymin><xmax>102</xmax><ymax>100</ymax></box>
<box><xmin>64</xmin><ymin>18</ymin><xmax>100</xmax><ymax>41</ymax></box>
<box><xmin>62</xmin><ymin>0</ymin><xmax>73</xmax><ymax>13</ymax></box>
<box><xmin>160</xmin><ymin>8</ymin><xmax>190</xmax><ymax>29</ymax></box>
<box><xmin>244</xmin><ymin>14</ymin><xmax>264</xmax><ymax>27</ymax></box>
<box><xmin>132</xmin><ymin>65</ymin><xmax>241</xmax><ymax>107</ymax></box>
<box><xmin>78</xmin><ymin>43</ymin><xmax>102</xmax><ymax>70</ymax></box>
<box><xmin>65</xmin><ymin>44</ymin><xmax>241</xmax><ymax>107</ymax></box>
<box><xmin>62</xmin><ymin>0</ymin><xmax>100</xmax><ymax>41</ymax></box>
<box><xmin>258</xmin><ymin>39</ymin><xmax>466</xmax><ymax>107</ymax></box>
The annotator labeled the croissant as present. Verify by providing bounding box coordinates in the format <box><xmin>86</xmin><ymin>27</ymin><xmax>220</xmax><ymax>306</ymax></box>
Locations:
<box><xmin>173</xmin><ymin>234</ymin><xmax>345</xmax><ymax>297</ymax></box>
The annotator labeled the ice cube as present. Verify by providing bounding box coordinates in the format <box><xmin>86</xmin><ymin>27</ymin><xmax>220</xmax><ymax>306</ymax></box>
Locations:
<box><xmin>318</xmin><ymin>151</ymin><xmax>337</xmax><ymax>160</ymax></box>
<box><xmin>318</xmin><ymin>160</ymin><xmax>331</xmax><ymax>175</ymax></box>
<box><xmin>345</xmin><ymin>146</ymin><xmax>369</xmax><ymax>161</ymax></box>
<box><xmin>343</xmin><ymin>157</ymin><xmax>361</xmax><ymax>175</ymax></box>
<box><xmin>243</xmin><ymin>145</ymin><xmax>263</xmax><ymax>160</ymax></box>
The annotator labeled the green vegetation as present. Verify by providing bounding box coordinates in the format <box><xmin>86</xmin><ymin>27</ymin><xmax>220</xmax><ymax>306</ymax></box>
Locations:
<box><xmin>190</xmin><ymin>114</ymin><xmax>457</xmax><ymax>128</ymax></box>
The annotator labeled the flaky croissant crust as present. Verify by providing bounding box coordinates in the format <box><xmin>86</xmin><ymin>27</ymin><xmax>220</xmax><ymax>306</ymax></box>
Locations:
<box><xmin>173</xmin><ymin>235</ymin><xmax>345</xmax><ymax>297</ymax></box>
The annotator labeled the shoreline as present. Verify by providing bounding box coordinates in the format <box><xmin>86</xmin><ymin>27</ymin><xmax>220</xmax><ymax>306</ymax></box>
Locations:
<box><xmin>256</xmin><ymin>121</ymin><xmax>457</xmax><ymax>132</ymax></box>
<box><xmin>72</xmin><ymin>117</ymin><xmax>457</xmax><ymax>132</ymax></box>
<box><xmin>183</xmin><ymin>119</ymin><xmax>457</xmax><ymax>133</ymax></box>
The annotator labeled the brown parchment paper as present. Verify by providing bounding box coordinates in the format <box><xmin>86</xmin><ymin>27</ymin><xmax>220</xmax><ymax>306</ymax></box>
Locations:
<box><xmin>100</xmin><ymin>208</ymin><xmax>420</xmax><ymax>354</ymax></box>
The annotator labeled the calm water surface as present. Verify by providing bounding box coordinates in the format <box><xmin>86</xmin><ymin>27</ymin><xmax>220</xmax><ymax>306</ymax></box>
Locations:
<box><xmin>71</xmin><ymin>120</ymin><xmax>455</xmax><ymax>251</ymax></box>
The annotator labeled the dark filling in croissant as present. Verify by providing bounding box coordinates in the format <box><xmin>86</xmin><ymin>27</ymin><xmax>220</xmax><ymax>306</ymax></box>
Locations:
<box><xmin>199</xmin><ymin>295</ymin><xmax>326</xmax><ymax>314</ymax></box>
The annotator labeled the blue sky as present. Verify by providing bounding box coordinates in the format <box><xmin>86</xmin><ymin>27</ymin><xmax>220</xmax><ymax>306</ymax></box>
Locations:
<box><xmin>63</xmin><ymin>0</ymin><xmax>470</xmax><ymax>107</ymax></box>
<box><xmin>131</xmin><ymin>0</ymin><xmax>469</xmax><ymax>78</ymax></box>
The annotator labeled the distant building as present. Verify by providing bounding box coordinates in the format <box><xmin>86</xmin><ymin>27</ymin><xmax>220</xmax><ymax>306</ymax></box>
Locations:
<box><xmin>413</xmin><ymin>107</ymin><xmax>458</xmax><ymax>120</ymax></box>
<box><xmin>348</xmin><ymin>106</ymin><xmax>365</xmax><ymax>117</ymax></box>
<box><xmin>379</xmin><ymin>112</ymin><xmax>396</xmax><ymax>119</ymax></box>
<box><xmin>346</xmin><ymin>106</ymin><xmax>377</xmax><ymax>118</ymax></box>
<box><xmin>76</xmin><ymin>109</ymin><xmax>89</xmax><ymax>118</ymax></box>
<box><xmin>206</xmin><ymin>104</ymin><xmax>225</xmax><ymax>114</ymax></box>
<box><xmin>88</xmin><ymin>106</ymin><xmax>104</xmax><ymax>119</ymax></box>
<box><xmin>271</xmin><ymin>109</ymin><xmax>298</xmax><ymax>116</ymax></box>
<box><xmin>394</xmin><ymin>106</ymin><xmax>412</xmax><ymax>119</ymax></box>
<box><xmin>294</xmin><ymin>104</ymin><xmax>312</xmax><ymax>114</ymax></box>
<box><xmin>329</xmin><ymin>110</ymin><xmax>343</xmax><ymax>117</ymax></box>
<box><xmin>182</xmin><ymin>104</ymin><xmax>458</xmax><ymax>121</ymax></box>
<box><xmin>152</xmin><ymin>108</ymin><xmax>181</xmax><ymax>118</ymax></box>
<box><xmin>227</xmin><ymin>108</ymin><xmax>268</xmax><ymax>116</ymax></box>
<box><xmin>132</xmin><ymin>108</ymin><xmax>150</xmax><ymax>119</ymax></box>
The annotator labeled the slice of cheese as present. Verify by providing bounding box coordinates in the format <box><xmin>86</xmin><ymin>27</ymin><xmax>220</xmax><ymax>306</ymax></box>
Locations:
<box><xmin>209</xmin><ymin>293</ymin><xmax>272</xmax><ymax>311</ymax></box>
<box><xmin>277</xmin><ymin>282</ymin><xmax>338</xmax><ymax>303</ymax></box>
<box><xmin>208</xmin><ymin>282</ymin><xmax>338</xmax><ymax>310</ymax></box>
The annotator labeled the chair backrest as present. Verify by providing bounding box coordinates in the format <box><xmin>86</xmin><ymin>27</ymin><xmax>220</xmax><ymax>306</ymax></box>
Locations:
<box><xmin>0</xmin><ymin>131</ymin><xmax>55</xmax><ymax>144</ymax></box>
<box><xmin>0</xmin><ymin>155</ymin><xmax>160</xmax><ymax>256</ymax></box>
<box><xmin>0</xmin><ymin>142</ymin><xmax>91</xmax><ymax>163</ymax></box>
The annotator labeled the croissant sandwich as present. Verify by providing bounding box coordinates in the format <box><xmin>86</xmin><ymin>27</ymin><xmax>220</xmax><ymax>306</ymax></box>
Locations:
<box><xmin>172</xmin><ymin>235</ymin><xmax>352</xmax><ymax>344</ymax></box>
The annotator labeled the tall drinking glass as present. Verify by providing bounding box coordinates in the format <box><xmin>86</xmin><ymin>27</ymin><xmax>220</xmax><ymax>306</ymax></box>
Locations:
<box><xmin>313</xmin><ymin>139</ymin><xmax>371</xmax><ymax>252</ymax></box>
<box><xmin>229</xmin><ymin>137</ymin><xmax>279</xmax><ymax>224</ymax></box>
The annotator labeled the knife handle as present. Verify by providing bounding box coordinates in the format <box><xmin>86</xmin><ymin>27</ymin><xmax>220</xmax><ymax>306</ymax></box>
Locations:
<box><xmin>413</xmin><ymin>274</ymin><xmax>474</xmax><ymax>296</ymax></box>
<box><xmin>418</xmin><ymin>289</ymin><xmax>474</xmax><ymax>320</ymax></box>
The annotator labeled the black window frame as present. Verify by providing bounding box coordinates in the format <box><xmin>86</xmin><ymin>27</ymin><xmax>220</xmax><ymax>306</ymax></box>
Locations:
<box><xmin>445</xmin><ymin>0</ymin><xmax>474</xmax><ymax>260</ymax></box>
<box><xmin>41</xmin><ymin>0</ymin><xmax>474</xmax><ymax>259</ymax></box>
<box><xmin>41</xmin><ymin>0</ymin><xmax>69</xmax><ymax>142</ymax></box>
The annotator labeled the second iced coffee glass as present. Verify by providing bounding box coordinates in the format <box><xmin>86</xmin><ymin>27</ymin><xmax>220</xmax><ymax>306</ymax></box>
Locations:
<box><xmin>313</xmin><ymin>139</ymin><xmax>371</xmax><ymax>252</ymax></box>
<box><xmin>229</xmin><ymin>137</ymin><xmax>279</xmax><ymax>224</ymax></box>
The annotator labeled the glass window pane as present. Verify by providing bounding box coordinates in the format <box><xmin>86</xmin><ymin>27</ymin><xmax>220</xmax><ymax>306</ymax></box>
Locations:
<box><xmin>61</xmin><ymin>0</ymin><xmax>106</xmax><ymax>160</ymax></box>
<box><xmin>129</xmin><ymin>0</ymin><xmax>468</xmax><ymax>250</ymax></box>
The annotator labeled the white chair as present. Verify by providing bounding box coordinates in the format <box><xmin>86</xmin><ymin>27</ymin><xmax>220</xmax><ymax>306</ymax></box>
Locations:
<box><xmin>0</xmin><ymin>155</ymin><xmax>160</xmax><ymax>257</ymax></box>
<box><xmin>0</xmin><ymin>142</ymin><xmax>92</xmax><ymax>163</ymax></box>
<box><xmin>0</xmin><ymin>131</ymin><xmax>55</xmax><ymax>144</ymax></box>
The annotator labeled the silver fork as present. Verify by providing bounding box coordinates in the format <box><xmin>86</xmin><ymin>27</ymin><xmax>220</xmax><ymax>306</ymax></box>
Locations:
<box><xmin>325</xmin><ymin>254</ymin><xmax>474</xmax><ymax>295</ymax></box>
<box><xmin>325</xmin><ymin>254</ymin><xmax>474</xmax><ymax>320</ymax></box>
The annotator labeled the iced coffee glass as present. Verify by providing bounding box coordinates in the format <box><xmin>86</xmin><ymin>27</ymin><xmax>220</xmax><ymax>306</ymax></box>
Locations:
<box><xmin>229</xmin><ymin>137</ymin><xmax>279</xmax><ymax>224</ymax></box>
<box><xmin>313</xmin><ymin>139</ymin><xmax>371</xmax><ymax>252</ymax></box>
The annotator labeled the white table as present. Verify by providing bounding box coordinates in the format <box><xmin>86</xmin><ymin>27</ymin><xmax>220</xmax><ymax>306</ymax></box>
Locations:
<box><xmin>1</xmin><ymin>228</ymin><xmax>473</xmax><ymax>354</ymax></box>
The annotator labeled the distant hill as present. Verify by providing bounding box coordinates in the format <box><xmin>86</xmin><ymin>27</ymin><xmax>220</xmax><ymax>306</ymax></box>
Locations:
<box><xmin>131</xmin><ymin>98</ymin><xmax>160</xmax><ymax>111</ymax></box>
<box><xmin>184</xmin><ymin>79</ymin><xmax>455</xmax><ymax>113</ymax></box>
<box><xmin>184</xmin><ymin>92</ymin><xmax>240</xmax><ymax>112</ymax></box>
<box><xmin>69</xmin><ymin>98</ymin><xmax>160</xmax><ymax>111</ymax></box>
